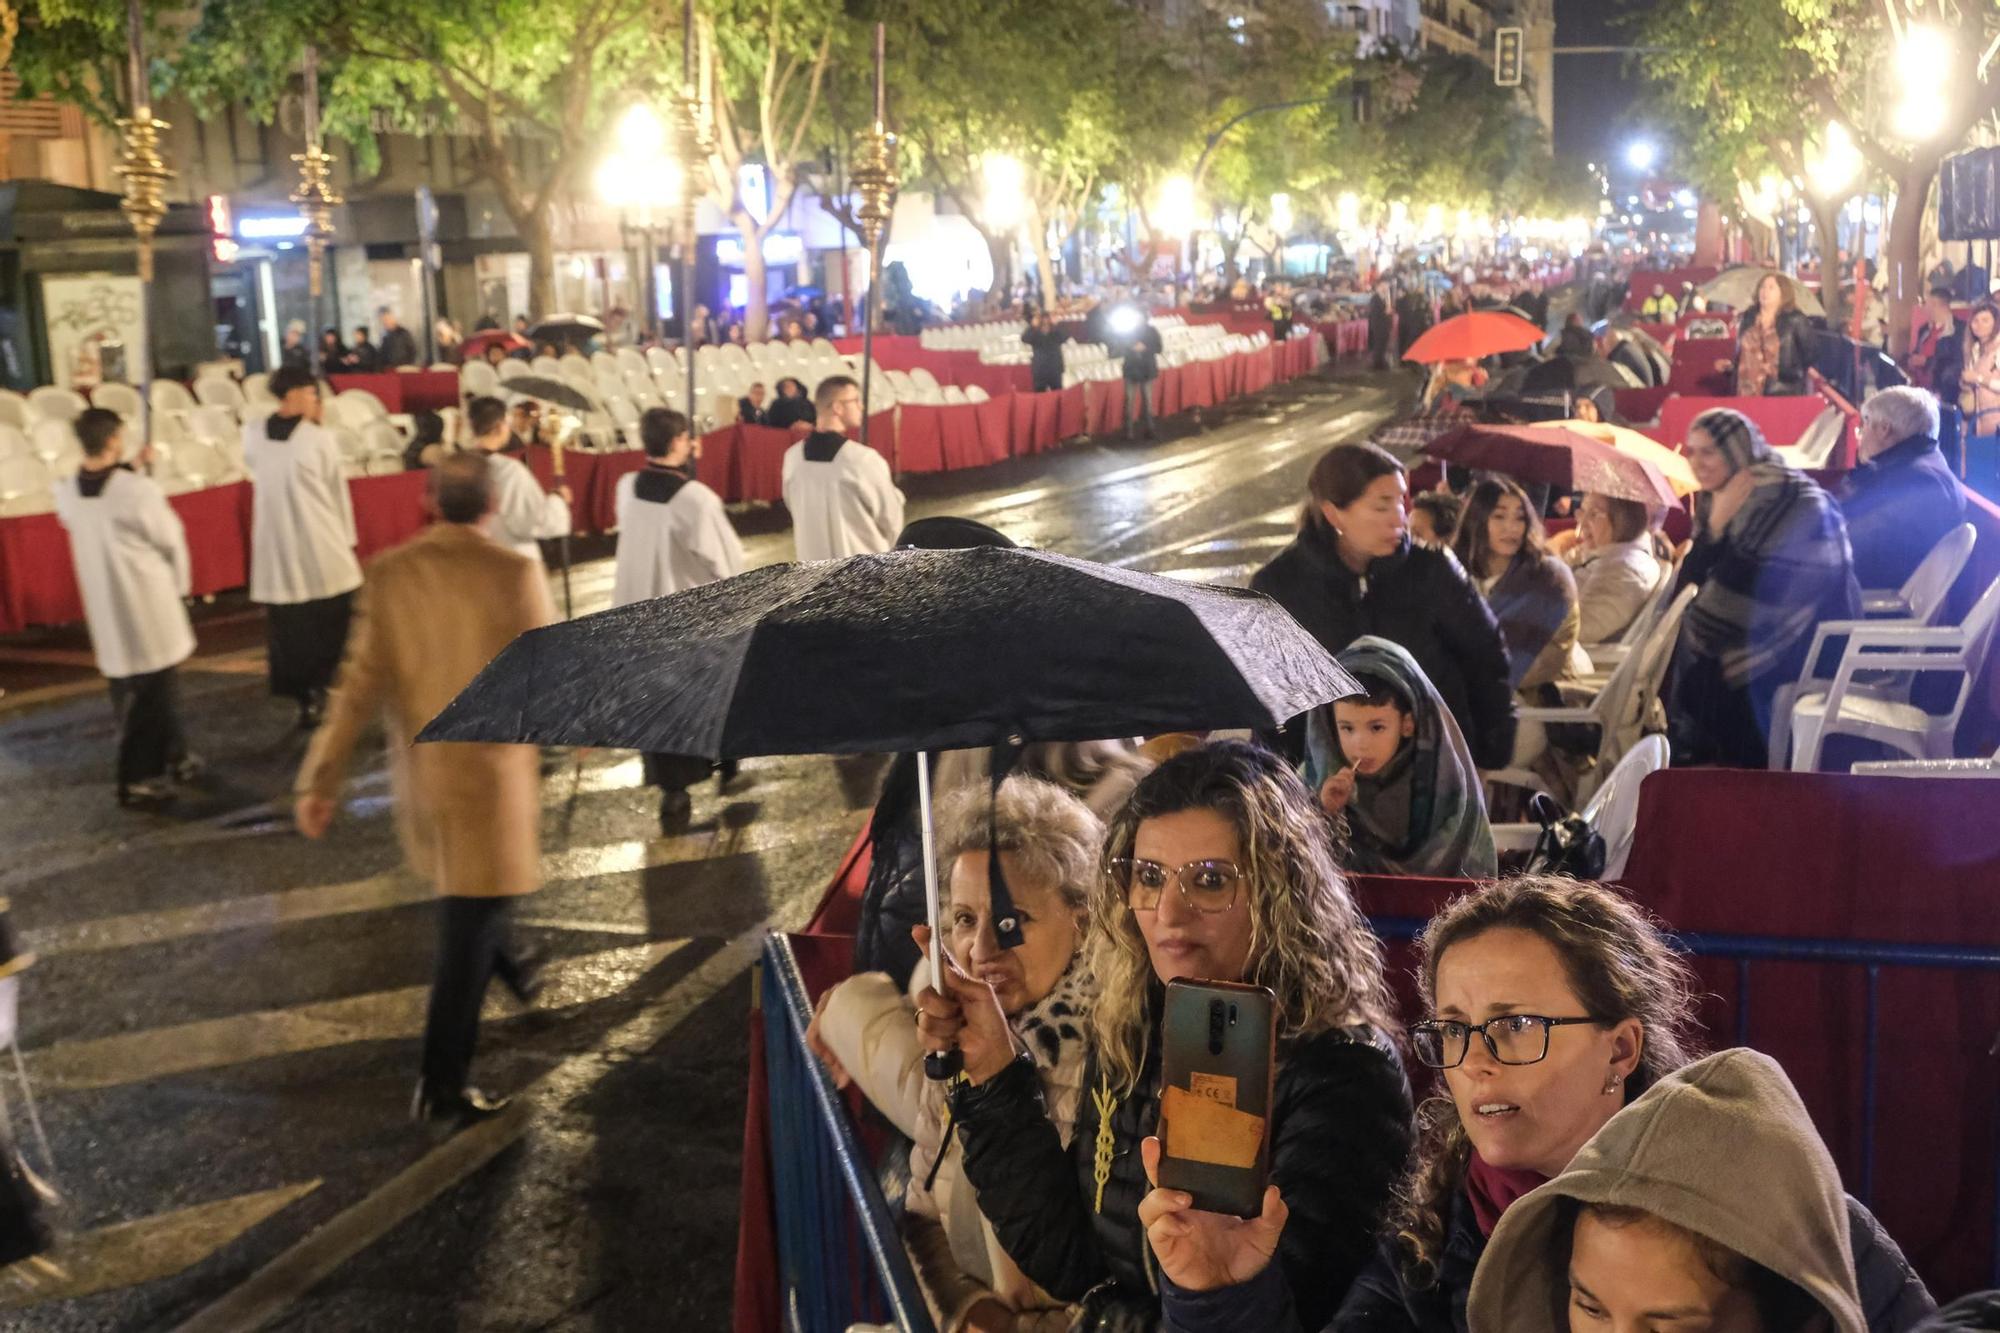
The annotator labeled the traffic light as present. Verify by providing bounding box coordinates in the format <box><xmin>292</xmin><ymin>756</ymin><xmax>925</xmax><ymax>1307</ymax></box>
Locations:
<box><xmin>1495</xmin><ymin>27</ymin><xmax>1524</xmax><ymax>87</ymax></box>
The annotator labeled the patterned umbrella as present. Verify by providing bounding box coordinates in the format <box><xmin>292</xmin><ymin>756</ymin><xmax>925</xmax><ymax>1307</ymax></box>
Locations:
<box><xmin>1425</xmin><ymin>422</ymin><xmax>1681</xmax><ymax>509</ymax></box>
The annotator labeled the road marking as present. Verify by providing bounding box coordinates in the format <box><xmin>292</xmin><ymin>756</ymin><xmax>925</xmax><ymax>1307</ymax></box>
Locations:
<box><xmin>27</xmin><ymin>941</ymin><xmax>689</xmax><ymax>1091</ymax></box>
<box><xmin>173</xmin><ymin>927</ymin><xmax>766</xmax><ymax>1333</ymax></box>
<box><xmin>0</xmin><ymin>1182</ymin><xmax>320</xmax><ymax>1309</ymax></box>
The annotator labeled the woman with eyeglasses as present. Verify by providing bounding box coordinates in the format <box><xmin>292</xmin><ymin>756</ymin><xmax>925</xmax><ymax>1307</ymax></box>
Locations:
<box><xmin>1149</xmin><ymin>876</ymin><xmax>1929</xmax><ymax>1333</ymax></box>
<box><xmin>920</xmin><ymin>740</ymin><xmax>1413</xmax><ymax>1331</ymax></box>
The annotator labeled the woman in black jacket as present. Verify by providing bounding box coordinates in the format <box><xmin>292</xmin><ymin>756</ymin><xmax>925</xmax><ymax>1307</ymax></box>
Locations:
<box><xmin>1729</xmin><ymin>273</ymin><xmax>1818</xmax><ymax>396</ymax></box>
<box><xmin>921</xmin><ymin>742</ymin><xmax>1413</xmax><ymax>1332</ymax></box>
<box><xmin>1251</xmin><ymin>444</ymin><xmax>1516</xmax><ymax>770</ymax></box>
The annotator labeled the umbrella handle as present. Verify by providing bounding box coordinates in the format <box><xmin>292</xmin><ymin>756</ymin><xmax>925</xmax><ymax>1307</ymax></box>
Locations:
<box><xmin>916</xmin><ymin>751</ymin><xmax>962</xmax><ymax>1082</ymax></box>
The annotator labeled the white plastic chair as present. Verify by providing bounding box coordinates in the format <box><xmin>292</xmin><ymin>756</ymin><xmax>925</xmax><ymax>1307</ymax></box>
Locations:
<box><xmin>1773</xmin><ymin>407</ymin><xmax>1849</xmax><ymax>470</ymax></box>
<box><xmin>460</xmin><ymin>361</ymin><xmax>500</xmax><ymax>399</ymax></box>
<box><xmin>964</xmin><ymin>385</ymin><xmax>990</xmax><ymax>404</ymax></box>
<box><xmin>1782</xmin><ymin>573</ymin><xmax>2000</xmax><ymax>772</ymax></box>
<box><xmin>1485</xmin><ymin>586</ymin><xmax>1697</xmax><ymax>806</ymax></box>
<box><xmin>27</xmin><ymin>386</ymin><xmax>87</xmax><ymax>424</ymax></box>
<box><xmin>1858</xmin><ymin>523</ymin><xmax>1977</xmax><ymax>620</ymax></box>
<box><xmin>0</xmin><ymin>391</ymin><xmax>27</xmax><ymax>431</ymax></box>
<box><xmin>150</xmin><ymin>380</ymin><xmax>197</xmax><ymax>415</ymax></box>
<box><xmin>0</xmin><ymin>453</ymin><xmax>51</xmax><ymax>512</ymax></box>
<box><xmin>192</xmin><ymin>377</ymin><xmax>247</xmax><ymax>415</ymax></box>
<box><xmin>170</xmin><ymin>438</ymin><xmax>230</xmax><ymax>489</ymax></box>
<box><xmin>190</xmin><ymin>405</ymin><xmax>238</xmax><ymax>450</ymax></box>
<box><xmin>495</xmin><ymin>359</ymin><xmax>527</xmax><ymax>383</ymax></box>
<box><xmin>530</xmin><ymin>354</ymin><xmax>563</xmax><ymax>379</ymax></box>
<box><xmin>337</xmin><ymin>387</ymin><xmax>391</xmax><ymax>422</ymax></box>
<box><xmin>1579</xmin><ymin>734</ymin><xmax>1670</xmax><ymax>880</ymax></box>
<box><xmin>92</xmin><ymin>382</ymin><xmax>144</xmax><ymax>422</ymax></box>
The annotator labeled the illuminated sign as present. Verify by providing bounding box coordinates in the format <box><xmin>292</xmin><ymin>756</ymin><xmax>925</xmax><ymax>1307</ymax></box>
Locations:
<box><xmin>238</xmin><ymin>214</ymin><xmax>311</xmax><ymax>240</ymax></box>
<box><xmin>714</xmin><ymin>233</ymin><xmax>806</xmax><ymax>267</ymax></box>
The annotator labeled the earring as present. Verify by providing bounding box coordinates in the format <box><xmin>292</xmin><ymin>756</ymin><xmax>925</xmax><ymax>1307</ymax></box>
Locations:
<box><xmin>1603</xmin><ymin>1071</ymin><xmax>1624</xmax><ymax>1095</ymax></box>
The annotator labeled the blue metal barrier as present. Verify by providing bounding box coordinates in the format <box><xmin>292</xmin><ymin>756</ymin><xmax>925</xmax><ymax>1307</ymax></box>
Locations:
<box><xmin>762</xmin><ymin>932</ymin><xmax>937</xmax><ymax>1333</ymax></box>
<box><xmin>1371</xmin><ymin>916</ymin><xmax>2000</xmax><ymax>1285</ymax></box>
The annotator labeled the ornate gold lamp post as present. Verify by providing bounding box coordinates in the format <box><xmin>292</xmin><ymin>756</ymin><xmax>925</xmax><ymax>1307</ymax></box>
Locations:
<box><xmin>290</xmin><ymin>45</ymin><xmax>343</xmax><ymax>378</ymax></box>
<box><xmin>851</xmin><ymin>23</ymin><xmax>899</xmax><ymax>459</ymax></box>
<box><xmin>116</xmin><ymin>0</ymin><xmax>173</xmax><ymax>431</ymax></box>
<box><xmin>673</xmin><ymin>0</ymin><xmax>712</xmax><ymax>427</ymax></box>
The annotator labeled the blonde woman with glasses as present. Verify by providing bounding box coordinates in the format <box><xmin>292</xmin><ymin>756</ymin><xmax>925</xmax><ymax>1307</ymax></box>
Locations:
<box><xmin>918</xmin><ymin>740</ymin><xmax>1411</xmax><ymax>1332</ymax></box>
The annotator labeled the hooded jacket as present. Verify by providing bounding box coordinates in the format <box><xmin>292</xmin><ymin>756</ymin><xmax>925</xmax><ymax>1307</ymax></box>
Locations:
<box><xmin>1467</xmin><ymin>1049</ymin><xmax>1932</xmax><ymax>1333</ymax></box>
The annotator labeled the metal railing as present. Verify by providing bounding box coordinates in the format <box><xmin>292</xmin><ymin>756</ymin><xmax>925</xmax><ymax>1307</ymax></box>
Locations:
<box><xmin>1372</xmin><ymin>916</ymin><xmax>2000</xmax><ymax>1285</ymax></box>
<box><xmin>762</xmin><ymin>932</ymin><xmax>936</xmax><ymax>1333</ymax></box>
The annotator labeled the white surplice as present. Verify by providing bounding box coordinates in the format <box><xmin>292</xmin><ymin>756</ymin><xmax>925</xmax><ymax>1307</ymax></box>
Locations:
<box><xmin>484</xmin><ymin>450</ymin><xmax>571</xmax><ymax>563</ymax></box>
<box><xmin>243</xmin><ymin>415</ymin><xmax>363</xmax><ymax>605</ymax></box>
<box><xmin>53</xmin><ymin>467</ymin><xmax>196</xmax><ymax>679</ymax></box>
<box><xmin>611</xmin><ymin>468</ymin><xmax>746</xmax><ymax>607</ymax></box>
<box><xmin>781</xmin><ymin>432</ymin><xmax>905</xmax><ymax>562</ymax></box>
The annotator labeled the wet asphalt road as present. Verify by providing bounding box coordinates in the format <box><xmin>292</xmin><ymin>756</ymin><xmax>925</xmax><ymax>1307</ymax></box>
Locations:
<box><xmin>0</xmin><ymin>364</ymin><xmax>1411</xmax><ymax>1330</ymax></box>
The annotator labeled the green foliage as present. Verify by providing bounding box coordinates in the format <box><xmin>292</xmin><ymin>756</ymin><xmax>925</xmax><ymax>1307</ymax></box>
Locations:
<box><xmin>10</xmin><ymin>0</ymin><xmax>178</xmax><ymax>126</ymax></box>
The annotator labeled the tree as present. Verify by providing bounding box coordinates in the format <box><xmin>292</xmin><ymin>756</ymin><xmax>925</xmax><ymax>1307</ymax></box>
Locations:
<box><xmin>695</xmin><ymin>0</ymin><xmax>844</xmax><ymax>340</ymax></box>
<box><xmin>10</xmin><ymin>0</ymin><xmax>184</xmax><ymax>125</ymax></box>
<box><xmin>160</xmin><ymin>0</ymin><xmax>668</xmax><ymax>317</ymax></box>
<box><xmin>1639</xmin><ymin>0</ymin><xmax>2000</xmax><ymax>355</ymax></box>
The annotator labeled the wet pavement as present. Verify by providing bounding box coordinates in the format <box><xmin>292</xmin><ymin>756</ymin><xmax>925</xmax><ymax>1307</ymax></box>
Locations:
<box><xmin>0</xmin><ymin>365</ymin><xmax>1411</xmax><ymax>1329</ymax></box>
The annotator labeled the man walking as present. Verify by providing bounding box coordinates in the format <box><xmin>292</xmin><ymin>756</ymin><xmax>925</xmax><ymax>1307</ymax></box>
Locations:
<box><xmin>466</xmin><ymin>395</ymin><xmax>571</xmax><ymax>563</ymax></box>
<box><xmin>613</xmin><ymin>406</ymin><xmax>747</xmax><ymax>829</ymax></box>
<box><xmin>53</xmin><ymin>408</ymin><xmax>204</xmax><ymax>807</ymax></box>
<box><xmin>781</xmin><ymin>375</ymin><xmax>905</xmax><ymax>561</ymax></box>
<box><xmin>244</xmin><ymin>365</ymin><xmax>362</xmax><ymax>729</ymax></box>
<box><xmin>295</xmin><ymin>453</ymin><xmax>554</xmax><ymax>1126</ymax></box>
<box><xmin>378</xmin><ymin>307</ymin><xmax>418</xmax><ymax>368</ymax></box>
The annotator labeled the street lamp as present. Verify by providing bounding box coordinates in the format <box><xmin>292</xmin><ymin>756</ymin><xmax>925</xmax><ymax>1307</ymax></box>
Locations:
<box><xmin>1156</xmin><ymin>174</ymin><xmax>1196</xmax><ymax>306</ymax></box>
<box><xmin>1807</xmin><ymin>120</ymin><xmax>1861</xmax><ymax>199</ymax></box>
<box><xmin>598</xmin><ymin>104</ymin><xmax>682</xmax><ymax>343</ymax></box>
<box><xmin>1892</xmin><ymin>26</ymin><xmax>1951</xmax><ymax>140</ymax></box>
<box><xmin>1625</xmin><ymin>139</ymin><xmax>1657</xmax><ymax>173</ymax></box>
<box><xmin>981</xmin><ymin>154</ymin><xmax>1025</xmax><ymax>232</ymax></box>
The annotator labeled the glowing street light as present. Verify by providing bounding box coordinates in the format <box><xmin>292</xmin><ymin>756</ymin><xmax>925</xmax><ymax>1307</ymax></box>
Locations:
<box><xmin>598</xmin><ymin>103</ymin><xmax>683</xmax><ymax>338</ymax></box>
<box><xmin>1336</xmin><ymin>191</ymin><xmax>1360</xmax><ymax>232</ymax></box>
<box><xmin>1807</xmin><ymin>120</ymin><xmax>1861</xmax><ymax>199</ymax></box>
<box><xmin>1268</xmin><ymin>191</ymin><xmax>1294</xmax><ymax>237</ymax></box>
<box><xmin>1156</xmin><ymin>174</ymin><xmax>1197</xmax><ymax>236</ymax></box>
<box><xmin>981</xmin><ymin>153</ymin><xmax>1026</xmax><ymax>231</ymax></box>
<box><xmin>1625</xmin><ymin>139</ymin><xmax>1657</xmax><ymax>172</ymax></box>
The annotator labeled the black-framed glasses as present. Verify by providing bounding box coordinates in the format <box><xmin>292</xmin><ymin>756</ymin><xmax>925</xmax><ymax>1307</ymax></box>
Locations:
<box><xmin>1410</xmin><ymin>1015</ymin><xmax>1599</xmax><ymax>1069</ymax></box>
<box><xmin>1107</xmin><ymin>857</ymin><xmax>1243</xmax><ymax>915</ymax></box>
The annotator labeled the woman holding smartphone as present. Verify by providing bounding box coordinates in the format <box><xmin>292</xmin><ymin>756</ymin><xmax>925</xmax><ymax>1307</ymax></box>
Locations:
<box><xmin>918</xmin><ymin>740</ymin><xmax>1413</xmax><ymax>1331</ymax></box>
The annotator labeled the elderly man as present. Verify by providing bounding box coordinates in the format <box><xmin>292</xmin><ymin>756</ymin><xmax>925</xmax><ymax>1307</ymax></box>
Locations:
<box><xmin>1838</xmin><ymin>386</ymin><xmax>1968</xmax><ymax>594</ymax></box>
<box><xmin>295</xmin><ymin>453</ymin><xmax>555</xmax><ymax>1126</ymax></box>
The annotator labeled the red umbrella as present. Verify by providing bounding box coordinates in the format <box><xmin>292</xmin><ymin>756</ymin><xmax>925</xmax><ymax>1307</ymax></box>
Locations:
<box><xmin>1424</xmin><ymin>422</ymin><xmax>1680</xmax><ymax>509</ymax></box>
<box><xmin>462</xmin><ymin>329</ymin><xmax>530</xmax><ymax>357</ymax></box>
<box><xmin>1404</xmin><ymin>311</ymin><xmax>1547</xmax><ymax>364</ymax></box>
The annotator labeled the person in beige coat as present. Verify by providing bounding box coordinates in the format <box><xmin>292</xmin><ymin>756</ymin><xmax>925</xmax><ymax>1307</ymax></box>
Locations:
<box><xmin>295</xmin><ymin>452</ymin><xmax>556</xmax><ymax>1127</ymax></box>
<box><xmin>808</xmin><ymin>777</ymin><xmax>1101</xmax><ymax>1333</ymax></box>
<box><xmin>1469</xmin><ymin>1047</ymin><xmax>1933</xmax><ymax>1333</ymax></box>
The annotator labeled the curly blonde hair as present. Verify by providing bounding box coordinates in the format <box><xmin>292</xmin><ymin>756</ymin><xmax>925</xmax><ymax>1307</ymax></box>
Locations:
<box><xmin>1089</xmin><ymin>739</ymin><xmax>1398</xmax><ymax>1094</ymax></box>
<box><xmin>933</xmin><ymin>775</ymin><xmax>1103</xmax><ymax>917</ymax></box>
<box><xmin>1390</xmin><ymin>875</ymin><xmax>1703</xmax><ymax>1286</ymax></box>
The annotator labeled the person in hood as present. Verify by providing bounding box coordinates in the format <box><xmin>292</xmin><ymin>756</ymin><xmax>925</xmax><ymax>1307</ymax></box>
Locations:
<box><xmin>244</xmin><ymin>365</ymin><xmax>363</xmax><ymax>729</ymax></box>
<box><xmin>1250</xmin><ymin>444</ymin><xmax>1516</xmax><ymax>769</ymax></box>
<box><xmin>1307</xmin><ymin>638</ymin><xmax>1496</xmax><ymax>879</ymax></box>
<box><xmin>929</xmin><ymin>741</ymin><xmax>1411</xmax><ymax>1333</ymax></box>
<box><xmin>1467</xmin><ymin>1047</ymin><xmax>1934</xmax><ymax>1333</ymax></box>
<box><xmin>1837</xmin><ymin>387</ymin><xmax>1967</xmax><ymax>595</ymax></box>
<box><xmin>782</xmin><ymin>375</ymin><xmax>905</xmax><ymax>561</ymax></box>
<box><xmin>808</xmin><ymin>777</ymin><xmax>1103</xmax><ymax>1333</ymax></box>
<box><xmin>54</xmin><ymin>408</ymin><xmax>204</xmax><ymax>807</ymax></box>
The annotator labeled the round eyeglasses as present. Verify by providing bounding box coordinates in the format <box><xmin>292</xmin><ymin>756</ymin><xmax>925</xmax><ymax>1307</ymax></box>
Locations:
<box><xmin>1409</xmin><ymin>1015</ymin><xmax>1600</xmax><ymax>1069</ymax></box>
<box><xmin>1107</xmin><ymin>857</ymin><xmax>1242</xmax><ymax>915</ymax></box>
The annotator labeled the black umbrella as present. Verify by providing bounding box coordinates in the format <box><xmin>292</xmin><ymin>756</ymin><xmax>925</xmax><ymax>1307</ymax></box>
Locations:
<box><xmin>421</xmin><ymin>547</ymin><xmax>1361</xmax><ymax>971</ymax></box>
<box><xmin>503</xmin><ymin>374</ymin><xmax>597</xmax><ymax>412</ymax></box>
<box><xmin>528</xmin><ymin>314</ymin><xmax>606</xmax><ymax>346</ymax></box>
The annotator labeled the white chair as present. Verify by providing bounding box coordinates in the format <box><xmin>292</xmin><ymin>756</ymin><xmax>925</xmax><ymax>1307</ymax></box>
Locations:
<box><xmin>0</xmin><ymin>453</ymin><xmax>51</xmax><ymax>510</ymax></box>
<box><xmin>150</xmin><ymin>380</ymin><xmax>197</xmax><ymax>415</ymax></box>
<box><xmin>28</xmin><ymin>417</ymin><xmax>80</xmax><ymax>466</ymax></box>
<box><xmin>360</xmin><ymin>420</ymin><xmax>405</xmax><ymax>464</ymax></box>
<box><xmin>604</xmin><ymin>394</ymin><xmax>640</xmax><ymax>439</ymax></box>
<box><xmin>1486</xmin><ymin>586</ymin><xmax>1697</xmax><ymax>806</ymax></box>
<box><xmin>1782</xmin><ymin>573</ymin><xmax>2000</xmax><ymax>772</ymax></box>
<box><xmin>190</xmin><ymin>405</ymin><xmax>239</xmax><ymax>450</ymax></box>
<box><xmin>495</xmin><ymin>359</ymin><xmax>527</xmax><ymax>382</ymax></box>
<box><xmin>1578</xmin><ymin>734</ymin><xmax>1670</xmax><ymax>880</ymax></box>
<box><xmin>170</xmin><ymin>438</ymin><xmax>230</xmax><ymax>489</ymax></box>
<box><xmin>90</xmin><ymin>382</ymin><xmax>143</xmax><ymax>423</ymax></box>
<box><xmin>460</xmin><ymin>361</ymin><xmax>500</xmax><ymax>398</ymax></box>
<box><xmin>27</xmin><ymin>386</ymin><xmax>87</xmax><ymax>424</ymax></box>
<box><xmin>1773</xmin><ymin>407</ymin><xmax>1848</xmax><ymax>470</ymax></box>
<box><xmin>942</xmin><ymin>385</ymin><xmax>968</xmax><ymax>405</ymax></box>
<box><xmin>645</xmin><ymin>346</ymin><xmax>674</xmax><ymax>376</ymax></box>
<box><xmin>559</xmin><ymin>351</ymin><xmax>594</xmax><ymax>383</ymax></box>
<box><xmin>192</xmin><ymin>377</ymin><xmax>247</xmax><ymax>415</ymax></box>
<box><xmin>530</xmin><ymin>354</ymin><xmax>563</xmax><ymax>379</ymax></box>
<box><xmin>591</xmin><ymin>350</ymin><xmax>622</xmax><ymax>384</ymax></box>
<box><xmin>964</xmin><ymin>385</ymin><xmax>990</xmax><ymax>404</ymax></box>
<box><xmin>1858</xmin><ymin>523</ymin><xmax>1978</xmax><ymax>620</ymax></box>
<box><xmin>0</xmin><ymin>423</ymin><xmax>28</xmax><ymax>462</ymax></box>
<box><xmin>242</xmin><ymin>372</ymin><xmax>277</xmax><ymax>408</ymax></box>
<box><xmin>0</xmin><ymin>391</ymin><xmax>27</xmax><ymax>431</ymax></box>
<box><xmin>337</xmin><ymin>387</ymin><xmax>391</xmax><ymax>422</ymax></box>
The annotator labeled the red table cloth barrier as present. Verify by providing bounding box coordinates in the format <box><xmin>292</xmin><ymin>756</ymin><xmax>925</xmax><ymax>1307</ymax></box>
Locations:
<box><xmin>347</xmin><ymin>471</ymin><xmax>431</xmax><ymax>562</ymax></box>
<box><xmin>1055</xmin><ymin>384</ymin><xmax>1088</xmax><ymax>440</ymax></box>
<box><xmin>523</xmin><ymin>446</ymin><xmax>600</xmax><ymax>537</ymax></box>
<box><xmin>1612</xmin><ymin>385</ymin><xmax>1674</xmax><ymax>425</ymax></box>
<box><xmin>894</xmin><ymin>406</ymin><xmax>948</xmax><ymax>474</ymax></box>
<box><xmin>328</xmin><ymin>371</ymin><xmax>460</xmax><ymax>415</ymax></box>
<box><xmin>733</xmin><ymin>425</ymin><xmax>795</xmax><ymax>503</ymax></box>
<box><xmin>585</xmin><ymin>448</ymin><xmax>649</xmax><ymax>530</ymax></box>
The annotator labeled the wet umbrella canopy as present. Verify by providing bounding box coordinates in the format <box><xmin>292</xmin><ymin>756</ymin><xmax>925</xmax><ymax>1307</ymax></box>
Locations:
<box><xmin>420</xmin><ymin>547</ymin><xmax>1360</xmax><ymax>757</ymax></box>
<box><xmin>501</xmin><ymin>375</ymin><xmax>596</xmax><ymax>412</ymax></box>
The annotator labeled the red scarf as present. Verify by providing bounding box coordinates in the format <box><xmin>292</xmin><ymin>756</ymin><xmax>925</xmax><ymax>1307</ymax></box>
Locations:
<box><xmin>1465</xmin><ymin>1152</ymin><xmax>1549</xmax><ymax>1238</ymax></box>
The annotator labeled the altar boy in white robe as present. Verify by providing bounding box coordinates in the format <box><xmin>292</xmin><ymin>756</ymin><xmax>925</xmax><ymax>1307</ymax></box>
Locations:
<box><xmin>781</xmin><ymin>374</ymin><xmax>904</xmax><ymax>562</ymax></box>
<box><xmin>467</xmin><ymin>395</ymin><xmax>570</xmax><ymax>564</ymax></box>
<box><xmin>244</xmin><ymin>365</ymin><xmax>363</xmax><ymax>729</ymax></box>
<box><xmin>612</xmin><ymin>406</ymin><xmax>747</xmax><ymax>831</ymax></box>
<box><xmin>54</xmin><ymin>408</ymin><xmax>203</xmax><ymax>806</ymax></box>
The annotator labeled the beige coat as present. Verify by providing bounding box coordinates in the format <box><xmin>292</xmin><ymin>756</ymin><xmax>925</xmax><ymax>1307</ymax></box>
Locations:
<box><xmin>818</xmin><ymin>969</ymin><xmax>1083</xmax><ymax>1333</ymax></box>
<box><xmin>296</xmin><ymin>523</ymin><xmax>554</xmax><ymax>896</ymax></box>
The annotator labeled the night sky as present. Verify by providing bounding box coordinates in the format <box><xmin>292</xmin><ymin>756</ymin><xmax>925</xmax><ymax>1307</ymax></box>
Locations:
<box><xmin>1552</xmin><ymin>0</ymin><xmax>1658</xmax><ymax>167</ymax></box>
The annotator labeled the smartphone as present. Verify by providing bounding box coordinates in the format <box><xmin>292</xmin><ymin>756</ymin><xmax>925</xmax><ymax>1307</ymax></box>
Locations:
<box><xmin>1156</xmin><ymin>977</ymin><xmax>1277</xmax><ymax>1219</ymax></box>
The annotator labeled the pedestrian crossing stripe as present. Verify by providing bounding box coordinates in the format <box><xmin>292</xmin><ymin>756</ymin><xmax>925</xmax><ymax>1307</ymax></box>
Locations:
<box><xmin>0</xmin><ymin>1181</ymin><xmax>319</xmax><ymax>1309</ymax></box>
<box><xmin>26</xmin><ymin>940</ymin><xmax>688</xmax><ymax>1092</ymax></box>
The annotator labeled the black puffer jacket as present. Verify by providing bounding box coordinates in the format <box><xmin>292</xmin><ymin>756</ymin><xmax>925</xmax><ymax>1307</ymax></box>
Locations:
<box><xmin>1251</xmin><ymin>525</ymin><xmax>1516</xmax><ymax>770</ymax></box>
<box><xmin>955</xmin><ymin>1022</ymin><xmax>1414</xmax><ymax>1333</ymax></box>
<box><xmin>1737</xmin><ymin>307</ymin><xmax>1819</xmax><ymax>395</ymax></box>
